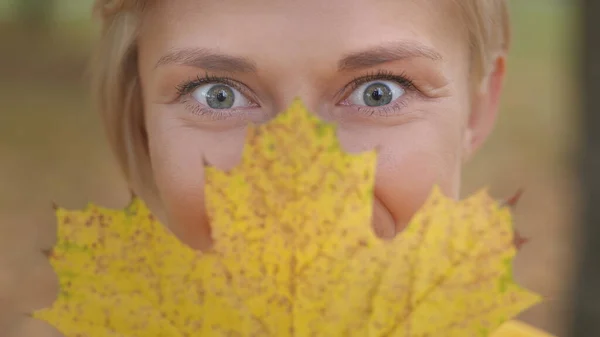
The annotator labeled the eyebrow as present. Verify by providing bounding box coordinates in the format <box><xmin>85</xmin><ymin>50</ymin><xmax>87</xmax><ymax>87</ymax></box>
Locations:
<box><xmin>155</xmin><ymin>48</ymin><xmax>258</xmax><ymax>72</ymax></box>
<box><xmin>337</xmin><ymin>42</ymin><xmax>443</xmax><ymax>71</ymax></box>
<box><xmin>154</xmin><ymin>41</ymin><xmax>442</xmax><ymax>73</ymax></box>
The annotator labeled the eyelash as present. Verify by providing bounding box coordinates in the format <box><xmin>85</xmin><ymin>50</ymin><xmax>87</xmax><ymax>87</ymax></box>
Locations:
<box><xmin>175</xmin><ymin>73</ymin><xmax>251</xmax><ymax>98</ymax></box>
<box><xmin>339</xmin><ymin>69</ymin><xmax>417</xmax><ymax>116</ymax></box>
<box><xmin>343</xmin><ymin>69</ymin><xmax>416</xmax><ymax>94</ymax></box>
<box><xmin>174</xmin><ymin>70</ymin><xmax>418</xmax><ymax>117</ymax></box>
<box><xmin>175</xmin><ymin>73</ymin><xmax>257</xmax><ymax>118</ymax></box>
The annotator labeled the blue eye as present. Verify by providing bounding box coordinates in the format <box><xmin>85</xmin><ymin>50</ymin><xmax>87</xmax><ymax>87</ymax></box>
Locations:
<box><xmin>348</xmin><ymin>80</ymin><xmax>406</xmax><ymax>107</ymax></box>
<box><xmin>191</xmin><ymin>83</ymin><xmax>253</xmax><ymax>109</ymax></box>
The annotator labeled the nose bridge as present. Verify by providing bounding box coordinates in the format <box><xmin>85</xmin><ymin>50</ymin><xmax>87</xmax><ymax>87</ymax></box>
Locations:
<box><xmin>267</xmin><ymin>71</ymin><xmax>325</xmax><ymax>116</ymax></box>
<box><xmin>264</xmin><ymin>53</ymin><xmax>337</xmax><ymax>117</ymax></box>
<box><xmin>277</xmin><ymin>89</ymin><xmax>320</xmax><ymax>116</ymax></box>
<box><xmin>245</xmin><ymin>26</ymin><xmax>338</xmax><ymax>116</ymax></box>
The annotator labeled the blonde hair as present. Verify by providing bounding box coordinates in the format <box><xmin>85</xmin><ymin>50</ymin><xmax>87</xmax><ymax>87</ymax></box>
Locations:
<box><xmin>91</xmin><ymin>0</ymin><xmax>511</xmax><ymax>195</ymax></box>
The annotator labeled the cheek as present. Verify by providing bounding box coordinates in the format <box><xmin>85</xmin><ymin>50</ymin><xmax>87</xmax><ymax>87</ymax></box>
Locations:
<box><xmin>144</xmin><ymin>112</ymin><xmax>248</xmax><ymax>250</ymax></box>
<box><xmin>337</xmin><ymin>114</ymin><xmax>465</xmax><ymax>234</ymax></box>
<box><xmin>148</xmin><ymin>129</ymin><xmax>211</xmax><ymax>250</ymax></box>
<box><xmin>377</xmin><ymin>121</ymin><xmax>464</xmax><ymax>228</ymax></box>
<box><xmin>376</xmin><ymin>143</ymin><xmax>461</xmax><ymax>229</ymax></box>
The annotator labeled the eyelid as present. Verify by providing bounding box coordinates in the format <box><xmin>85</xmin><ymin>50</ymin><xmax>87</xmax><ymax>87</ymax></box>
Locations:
<box><xmin>337</xmin><ymin>69</ymin><xmax>418</xmax><ymax>100</ymax></box>
<box><xmin>354</xmin><ymin>99</ymin><xmax>410</xmax><ymax>117</ymax></box>
<box><xmin>335</xmin><ymin>70</ymin><xmax>422</xmax><ymax>119</ymax></box>
<box><xmin>175</xmin><ymin>74</ymin><xmax>260</xmax><ymax>105</ymax></box>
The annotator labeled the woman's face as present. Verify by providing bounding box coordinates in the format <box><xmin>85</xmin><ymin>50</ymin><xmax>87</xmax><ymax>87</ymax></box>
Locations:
<box><xmin>137</xmin><ymin>0</ymin><xmax>504</xmax><ymax>250</ymax></box>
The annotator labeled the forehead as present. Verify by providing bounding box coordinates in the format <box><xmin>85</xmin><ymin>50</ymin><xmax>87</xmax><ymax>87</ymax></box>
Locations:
<box><xmin>143</xmin><ymin>0</ymin><xmax>456</xmax><ymax>21</ymax></box>
<box><xmin>139</xmin><ymin>0</ymin><xmax>466</xmax><ymax>70</ymax></box>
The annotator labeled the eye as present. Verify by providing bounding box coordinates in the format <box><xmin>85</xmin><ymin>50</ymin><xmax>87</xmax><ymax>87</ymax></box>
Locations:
<box><xmin>348</xmin><ymin>80</ymin><xmax>406</xmax><ymax>107</ymax></box>
<box><xmin>191</xmin><ymin>83</ymin><xmax>253</xmax><ymax>109</ymax></box>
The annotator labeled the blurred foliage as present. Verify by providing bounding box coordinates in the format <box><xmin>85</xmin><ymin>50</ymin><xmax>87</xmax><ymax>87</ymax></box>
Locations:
<box><xmin>0</xmin><ymin>1</ymin><xmax>580</xmax><ymax>336</ymax></box>
<box><xmin>15</xmin><ymin>0</ymin><xmax>56</xmax><ymax>32</ymax></box>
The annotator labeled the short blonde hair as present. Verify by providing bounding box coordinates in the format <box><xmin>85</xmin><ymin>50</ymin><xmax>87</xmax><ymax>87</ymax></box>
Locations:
<box><xmin>91</xmin><ymin>0</ymin><xmax>511</xmax><ymax>196</ymax></box>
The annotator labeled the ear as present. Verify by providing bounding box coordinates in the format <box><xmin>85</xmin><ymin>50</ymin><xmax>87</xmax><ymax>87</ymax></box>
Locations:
<box><xmin>462</xmin><ymin>53</ymin><xmax>508</xmax><ymax>162</ymax></box>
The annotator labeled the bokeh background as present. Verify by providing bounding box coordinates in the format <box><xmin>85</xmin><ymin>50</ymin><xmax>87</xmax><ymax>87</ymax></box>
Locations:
<box><xmin>0</xmin><ymin>0</ymin><xmax>581</xmax><ymax>336</ymax></box>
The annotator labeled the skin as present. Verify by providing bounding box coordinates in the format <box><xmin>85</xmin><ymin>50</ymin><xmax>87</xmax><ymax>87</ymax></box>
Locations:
<box><xmin>137</xmin><ymin>0</ymin><xmax>507</xmax><ymax>250</ymax></box>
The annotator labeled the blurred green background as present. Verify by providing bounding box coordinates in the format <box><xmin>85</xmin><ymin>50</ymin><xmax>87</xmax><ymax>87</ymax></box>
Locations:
<box><xmin>0</xmin><ymin>0</ymin><xmax>580</xmax><ymax>336</ymax></box>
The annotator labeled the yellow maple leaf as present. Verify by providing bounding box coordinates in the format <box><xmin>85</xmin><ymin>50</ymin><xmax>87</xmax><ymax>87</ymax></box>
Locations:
<box><xmin>33</xmin><ymin>99</ymin><xmax>544</xmax><ymax>337</ymax></box>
